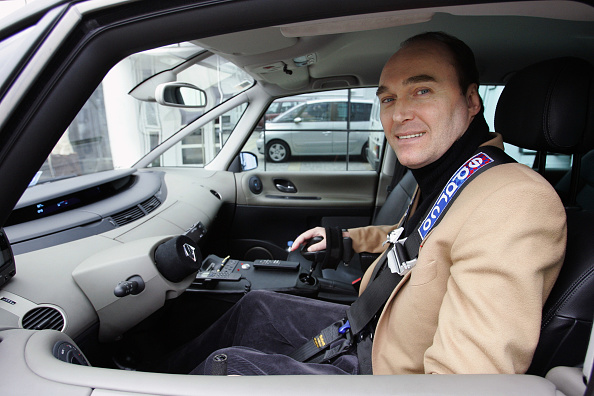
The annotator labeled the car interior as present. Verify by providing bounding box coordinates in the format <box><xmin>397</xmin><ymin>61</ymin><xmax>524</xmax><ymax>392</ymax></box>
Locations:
<box><xmin>0</xmin><ymin>0</ymin><xmax>593</xmax><ymax>395</ymax></box>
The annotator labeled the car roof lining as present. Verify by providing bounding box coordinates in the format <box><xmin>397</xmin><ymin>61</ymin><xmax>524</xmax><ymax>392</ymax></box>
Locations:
<box><xmin>277</xmin><ymin>1</ymin><xmax>594</xmax><ymax>37</ymax></box>
<box><xmin>192</xmin><ymin>1</ymin><xmax>594</xmax><ymax>94</ymax></box>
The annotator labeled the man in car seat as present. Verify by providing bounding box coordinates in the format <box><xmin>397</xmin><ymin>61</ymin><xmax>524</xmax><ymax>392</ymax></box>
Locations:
<box><xmin>167</xmin><ymin>32</ymin><xmax>566</xmax><ymax>376</ymax></box>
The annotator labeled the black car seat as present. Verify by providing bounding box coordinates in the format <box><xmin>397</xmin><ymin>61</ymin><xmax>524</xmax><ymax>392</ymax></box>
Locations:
<box><xmin>556</xmin><ymin>148</ymin><xmax>594</xmax><ymax>211</ymax></box>
<box><xmin>494</xmin><ymin>56</ymin><xmax>594</xmax><ymax>376</ymax></box>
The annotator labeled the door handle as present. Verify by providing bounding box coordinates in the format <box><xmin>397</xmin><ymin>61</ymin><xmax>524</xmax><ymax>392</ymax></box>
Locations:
<box><xmin>273</xmin><ymin>178</ymin><xmax>297</xmax><ymax>193</ymax></box>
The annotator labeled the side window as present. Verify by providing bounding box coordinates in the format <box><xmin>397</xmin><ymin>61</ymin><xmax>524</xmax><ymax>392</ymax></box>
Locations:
<box><xmin>275</xmin><ymin>106</ymin><xmax>304</xmax><ymax>123</ymax></box>
<box><xmin>333</xmin><ymin>102</ymin><xmax>371</xmax><ymax>122</ymax></box>
<box><xmin>246</xmin><ymin>88</ymin><xmax>384</xmax><ymax>172</ymax></box>
<box><xmin>300</xmin><ymin>102</ymin><xmax>331</xmax><ymax>122</ymax></box>
<box><xmin>350</xmin><ymin>103</ymin><xmax>372</xmax><ymax>122</ymax></box>
<box><xmin>279</xmin><ymin>101</ymin><xmax>298</xmax><ymax>113</ymax></box>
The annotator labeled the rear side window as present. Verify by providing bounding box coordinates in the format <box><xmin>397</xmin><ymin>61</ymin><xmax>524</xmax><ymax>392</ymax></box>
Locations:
<box><xmin>336</xmin><ymin>102</ymin><xmax>372</xmax><ymax>122</ymax></box>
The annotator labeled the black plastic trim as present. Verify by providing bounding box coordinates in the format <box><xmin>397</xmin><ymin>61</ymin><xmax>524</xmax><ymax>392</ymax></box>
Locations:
<box><xmin>265</xmin><ymin>195</ymin><xmax>321</xmax><ymax>200</ymax></box>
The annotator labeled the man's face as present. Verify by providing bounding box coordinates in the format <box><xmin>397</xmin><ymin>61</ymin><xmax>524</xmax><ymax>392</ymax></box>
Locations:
<box><xmin>377</xmin><ymin>41</ymin><xmax>481</xmax><ymax>169</ymax></box>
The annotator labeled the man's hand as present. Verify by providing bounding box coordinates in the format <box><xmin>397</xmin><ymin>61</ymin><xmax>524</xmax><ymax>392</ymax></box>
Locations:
<box><xmin>290</xmin><ymin>227</ymin><xmax>327</xmax><ymax>252</ymax></box>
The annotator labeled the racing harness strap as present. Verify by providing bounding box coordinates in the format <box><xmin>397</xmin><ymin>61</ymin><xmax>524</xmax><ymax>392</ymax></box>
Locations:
<box><xmin>288</xmin><ymin>146</ymin><xmax>515</xmax><ymax>372</ymax></box>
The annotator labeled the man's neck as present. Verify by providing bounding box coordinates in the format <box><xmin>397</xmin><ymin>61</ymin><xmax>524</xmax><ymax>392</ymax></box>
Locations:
<box><xmin>404</xmin><ymin>113</ymin><xmax>491</xmax><ymax>236</ymax></box>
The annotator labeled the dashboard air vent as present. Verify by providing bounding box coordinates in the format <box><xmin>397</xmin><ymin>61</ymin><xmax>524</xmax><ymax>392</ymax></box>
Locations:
<box><xmin>22</xmin><ymin>307</ymin><xmax>65</xmax><ymax>331</ymax></box>
<box><xmin>140</xmin><ymin>196</ymin><xmax>161</xmax><ymax>214</ymax></box>
<box><xmin>111</xmin><ymin>205</ymin><xmax>145</xmax><ymax>226</ymax></box>
<box><xmin>110</xmin><ymin>196</ymin><xmax>161</xmax><ymax>227</ymax></box>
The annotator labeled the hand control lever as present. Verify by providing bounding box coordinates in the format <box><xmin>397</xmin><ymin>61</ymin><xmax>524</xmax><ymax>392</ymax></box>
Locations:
<box><xmin>300</xmin><ymin>236</ymin><xmax>325</xmax><ymax>284</ymax></box>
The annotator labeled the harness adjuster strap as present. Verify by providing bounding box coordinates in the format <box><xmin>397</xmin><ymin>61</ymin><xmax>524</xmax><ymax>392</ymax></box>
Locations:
<box><xmin>310</xmin><ymin>324</ymin><xmax>353</xmax><ymax>363</ymax></box>
<box><xmin>288</xmin><ymin>318</ymin><xmax>353</xmax><ymax>363</ymax></box>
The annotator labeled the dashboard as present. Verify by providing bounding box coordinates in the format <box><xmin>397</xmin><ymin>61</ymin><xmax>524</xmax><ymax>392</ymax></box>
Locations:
<box><xmin>7</xmin><ymin>169</ymin><xmax>164</xmax><ymax>255</ymax></box>
<box><xmin>0</xmin><ymin>167</ymin><xmax>234</xmax><ymax>341</ymax></box>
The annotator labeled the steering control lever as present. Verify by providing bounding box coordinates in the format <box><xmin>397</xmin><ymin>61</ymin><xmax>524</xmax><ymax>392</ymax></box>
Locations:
<box><xmin>300</xmin><ymin>236</ymin><xmax>326</xmax><ymax>264</ymax></box>
<box><xmin>299</xmin><ymin>236</ymin><xmax>326</xmax><ymax>285</ymax></box>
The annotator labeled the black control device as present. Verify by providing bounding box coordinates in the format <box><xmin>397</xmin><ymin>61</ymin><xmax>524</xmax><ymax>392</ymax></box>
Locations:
<box><xmin>196</xmin><ymin>256</ymin><xmax>242</xmax><ymax>281</ymax></box>
<box><xmin>253</xmin><ymin>259</ymin><xmax>300</xmax><ymax>271</ymax></box>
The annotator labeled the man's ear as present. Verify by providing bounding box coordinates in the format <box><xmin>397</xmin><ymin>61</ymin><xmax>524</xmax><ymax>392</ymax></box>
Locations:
<box><xmin>466</xmin><ymin>83</ymin><xmax>481</xmax><ymax>117</ymax></box>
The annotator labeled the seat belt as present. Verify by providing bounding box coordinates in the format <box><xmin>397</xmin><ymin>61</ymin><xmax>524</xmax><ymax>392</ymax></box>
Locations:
<box><xmin>289</xmin><ymin>146</ymin><xmax>515</xmax><ymax>370</ymax></box>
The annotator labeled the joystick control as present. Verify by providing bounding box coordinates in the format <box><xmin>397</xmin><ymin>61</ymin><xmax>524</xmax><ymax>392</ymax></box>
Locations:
<box><xmin>299</xmin><ymin>236</ymin><xmax>326</xmax><ymax>285</ymax></box>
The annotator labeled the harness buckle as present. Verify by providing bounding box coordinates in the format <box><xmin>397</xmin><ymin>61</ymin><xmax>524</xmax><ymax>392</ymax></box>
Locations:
<box><xmin>387</xmin><ymin>238</ymin><xmax>417</xmax><ymax>276</ymax></box>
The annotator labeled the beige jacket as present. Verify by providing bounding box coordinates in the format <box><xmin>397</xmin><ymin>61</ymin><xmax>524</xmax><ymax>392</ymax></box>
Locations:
<box><xmin>349</xmin><ymin>135</ymin><xmax>566</xmax><ymax>374</ymax></box>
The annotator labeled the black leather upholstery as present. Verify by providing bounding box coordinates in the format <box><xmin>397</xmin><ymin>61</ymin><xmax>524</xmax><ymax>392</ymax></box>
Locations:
<box><xmin>556</xmin><ymin>149</ymin><xmax>594</xmax><ymax>212</ymax></box>
<box><xmin>495</xmin><ymin>57</ymin><xmax>594</xmax><ymax>376</ymax></box>
<box><xmin>373</xmin><ymin>170</ymin><xmax>416</xmax><ymax>226</ymax></box>
<box><xmin>528</xmin><ymin>209</ymin><xmax>594</xmax><ymax>376</ymax></box>
<box><xmin>495</xmin><ymin>57</ymin><xmax>594</xmax><ymax>154</ymax></box>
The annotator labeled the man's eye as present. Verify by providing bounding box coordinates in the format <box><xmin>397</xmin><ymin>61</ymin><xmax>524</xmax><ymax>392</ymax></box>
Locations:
<box><xmin>381</xmin><ymin>97</ymin><xmax>394</xmax><ymax>104</ymax></box>
<box><xmin>416</xmin><ymin>88</ymin><xmax>430</xmax><ymax>95</ymax></box>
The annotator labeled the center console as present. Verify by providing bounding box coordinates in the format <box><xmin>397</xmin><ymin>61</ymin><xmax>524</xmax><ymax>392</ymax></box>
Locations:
<box><xmin>186</xmin><ymin>254</ymin><xmax>357</xmax><ymax>301</ymax></box>
<box><xmin>187</xmin><ymin>254</ymin><xmax>320</xmax><ymax>297</ymax></box>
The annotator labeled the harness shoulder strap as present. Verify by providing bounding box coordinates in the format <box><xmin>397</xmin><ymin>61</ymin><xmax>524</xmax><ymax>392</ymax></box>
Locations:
<box><xmin>403</xmin><ymin>146</ymin><xmax>514</xmax><ymax>259</ymax></box>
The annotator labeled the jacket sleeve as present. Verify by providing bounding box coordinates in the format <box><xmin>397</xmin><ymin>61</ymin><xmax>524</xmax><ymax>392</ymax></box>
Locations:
<box><xmin>346</xmin><ymin>224</ymin><xmax>399</xmax><ymax>296</ymax></box>
<box><xmin>348</xmin><ymin>224</ymin><xmax>399</xmax><ymax>254</ymax></box>
<box><xmin>423</xmin><ymin>178</ymin><xmax>566</xmax><ymax>374</ymax></box>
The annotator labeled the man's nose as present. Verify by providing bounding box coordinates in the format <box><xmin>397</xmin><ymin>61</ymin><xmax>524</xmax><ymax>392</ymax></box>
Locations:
<box><xmin>392</xmin><ymin>98</ymin><xmax>413</xmax><ymax>124</ymax></box>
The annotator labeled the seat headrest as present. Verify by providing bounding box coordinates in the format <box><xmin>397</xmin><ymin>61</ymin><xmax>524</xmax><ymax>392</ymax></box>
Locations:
<box><xmin>495</xmin><ymin>57</ymin><xmax>594</xmax><ymax>154</ymax></box>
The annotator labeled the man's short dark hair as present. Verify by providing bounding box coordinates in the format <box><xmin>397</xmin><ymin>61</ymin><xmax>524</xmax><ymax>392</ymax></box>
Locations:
<box><xmin>401</xmin><ymin>32</ymin><xmax>479</xmax><ymax>94</ymax></box>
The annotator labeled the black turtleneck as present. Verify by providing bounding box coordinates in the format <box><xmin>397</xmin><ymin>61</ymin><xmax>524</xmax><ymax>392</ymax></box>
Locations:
<box><xmin>403</xmin><ymin>112</ymin><xmax>491</xmax><ymax>237</ymax></box>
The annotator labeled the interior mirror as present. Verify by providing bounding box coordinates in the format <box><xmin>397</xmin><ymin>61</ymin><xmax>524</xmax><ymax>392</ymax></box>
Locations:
<box><xmin>155</xmin><ymin>82</ymin><xmax>207</xmax><ymax>108</ymax></box>
<box><xmin>240</xmin><ymin>152</ymin><xmax>258</xmax><ymax>172</ymax></box>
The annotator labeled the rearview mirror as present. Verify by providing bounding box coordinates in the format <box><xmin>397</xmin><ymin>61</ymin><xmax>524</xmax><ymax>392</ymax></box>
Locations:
<box><xmin>155</xmin><ymin>82</ymin><xmax>207</xmax><ymax>108</ymax></box>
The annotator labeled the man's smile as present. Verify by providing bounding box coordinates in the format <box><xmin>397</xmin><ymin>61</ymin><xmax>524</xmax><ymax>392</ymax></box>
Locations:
<box><xmin>397</xmin><ymin>132</ymin><xmax>425</xmax><ymax>140</ymax></box>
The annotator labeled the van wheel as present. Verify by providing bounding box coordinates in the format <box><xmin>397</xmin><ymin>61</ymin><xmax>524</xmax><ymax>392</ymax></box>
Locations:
<box><xmin>266</xmin><ymin>140</ymin><xmax>290</xmax><ymax>162</ymax></box>
<box><xmin>360</xmin><ymin>142</ymin><xmax>369</xmax><ymax>159</ymax></box>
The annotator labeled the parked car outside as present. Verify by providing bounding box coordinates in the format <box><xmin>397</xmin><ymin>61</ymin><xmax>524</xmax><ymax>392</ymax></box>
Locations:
<box><xmin>256</xmin><ymin>97</ymin><xmax>307</xmax><ymax>129</ymax></box>
<box><xmin>257</xmin><ymin>99</ymin><xmax>381</xmax><ymax>162</ymax></box>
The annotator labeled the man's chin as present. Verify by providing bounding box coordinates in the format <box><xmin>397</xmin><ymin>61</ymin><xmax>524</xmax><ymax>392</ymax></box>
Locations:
<box><xmin>394</xmin><ymin>152</ymin><xmax>426</xmax><ymax>169</ymax></box>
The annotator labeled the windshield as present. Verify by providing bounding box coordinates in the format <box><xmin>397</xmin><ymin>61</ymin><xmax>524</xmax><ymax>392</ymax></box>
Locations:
<box><xmin>31</xmin><ymin>42</ymin><xmax>253</xmax><ymax>186</ymax></box>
